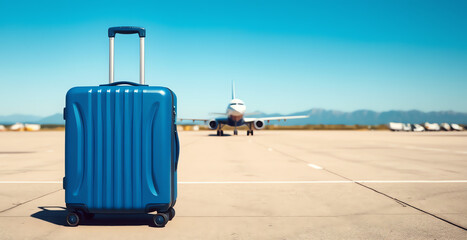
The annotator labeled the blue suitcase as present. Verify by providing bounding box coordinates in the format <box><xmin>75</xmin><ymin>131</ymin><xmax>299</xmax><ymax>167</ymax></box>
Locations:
<box><xmin>63</xmin><ymin>27</ymin><xmax>179</xmax><ymax>227</ymax></box>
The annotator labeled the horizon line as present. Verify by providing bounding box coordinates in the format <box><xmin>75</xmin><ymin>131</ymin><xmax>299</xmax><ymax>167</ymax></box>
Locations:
<box><xmin>2</xmin><ymin>108</ymin><xmax>467</xmax><ymax>118</ymax></box>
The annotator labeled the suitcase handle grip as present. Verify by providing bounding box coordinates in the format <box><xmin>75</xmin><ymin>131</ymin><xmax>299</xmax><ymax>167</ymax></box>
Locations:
<box><xmin>108</xmin><ymin>27</ymin><xmax>146</xmax><ymax>38</ymax></box>
<box><xmin>108</xmin><ymin>26</ymin><xmax>145</xmax><ymax>85</ymax></box>
<box><xmin>100</xmin><ymin>81</ymin><xmax>148</xmax><ymax>87</ymax></box>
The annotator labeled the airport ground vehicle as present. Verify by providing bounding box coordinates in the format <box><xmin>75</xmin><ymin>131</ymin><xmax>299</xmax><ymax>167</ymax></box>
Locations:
<box><xmin>451</xmin><ymin>124</ymin><xmax>464</xmax><ymax>131</ymax></box>
<box><xmin>64</xmin><ymin>27</ymin><xmax>179</xmax><ymax>227</ymax></box>
<box><xmin>389</xmin><ymin>122</ymin><xmax>418</xmax><ymax>131</ymax></box>
<box><xmin>390</xmin><ymin>122</ymin><xmax>464</xmax><ymax>132</ymax></box>
<box><xmin>402</xmin><ymin>123</ymin><xmax>412</xmax><ymax>131</ymax></box>
<box><xmin>412</xmin><ymin>124</ymin><xmax>425</xmax><ymax>132</ymax></box>
<box><xmin>424</xmin><ymin>122</ymin><xmax>441</xmax><ymax>131</ymax></box>
<box><xmin>441</xmin><ymin>123</ymin><xmax>451</xmax><ymax>131</ymax></box>
<box><xmin>388</xmin><ymin>122</ymin><xmax>405</xmax><ymax>131</ymax></box>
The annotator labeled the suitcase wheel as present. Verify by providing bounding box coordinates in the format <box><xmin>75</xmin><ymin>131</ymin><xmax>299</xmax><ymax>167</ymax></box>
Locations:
<box><xmin>153</xmin><ymin>213</ymin><xmax>169</xmax><ymax>227</ymax></box>
<box><xmin>168</xmin><ymin>208</ymin><xmax>175</xmax><ymax>221</ymax></box>
<box><xmin>66</xmin><ymin>212</ymin><xmax>80</xmax><ymax>227</ymax></box>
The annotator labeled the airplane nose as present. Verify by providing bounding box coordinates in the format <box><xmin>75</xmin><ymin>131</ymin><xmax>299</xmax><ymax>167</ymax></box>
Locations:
<box><xmin>231</xmin><ymin>105</ymin><xmax>246</xmax><ymax>115</ymax></box>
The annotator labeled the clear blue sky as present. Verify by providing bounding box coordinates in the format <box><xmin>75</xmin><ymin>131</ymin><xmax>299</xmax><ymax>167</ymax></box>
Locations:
<box><xmin>1</xmin><ymin>0</ymin><xmax>466</xmax><ymax>118</ymax></box>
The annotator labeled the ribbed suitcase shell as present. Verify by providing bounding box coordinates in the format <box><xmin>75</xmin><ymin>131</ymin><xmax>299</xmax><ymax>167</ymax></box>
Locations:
<box><xmin>64</xmin><ymin>85</ymin><xmax>178</xmax><ymax>213</ymax></box>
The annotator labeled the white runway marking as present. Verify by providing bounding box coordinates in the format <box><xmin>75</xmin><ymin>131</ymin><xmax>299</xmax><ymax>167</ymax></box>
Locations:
<box><xmin>1</xmin><ymin>180</ymin><xmax>467</xmax><ymax>184</ymax></box>
<box><xmin>180</xmin><ymin>180</ymin><xmax>467</xmax><ymax>184</ymax></box>
<box><xmin>308</xmin><ymin>163</ymin><xmax>323</xmax><ymax>169</ymax></box>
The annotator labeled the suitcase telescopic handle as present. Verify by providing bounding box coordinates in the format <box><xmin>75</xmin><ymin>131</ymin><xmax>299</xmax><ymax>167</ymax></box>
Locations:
<box><xmin>108</xmin><ymin>26</ymin><xmax>146</xmax><ymax>85</ymax></box>
<box><xmin>108</xmin><ymin>27</ymin><xmax>146</xmax><ymax>38</ymax></box>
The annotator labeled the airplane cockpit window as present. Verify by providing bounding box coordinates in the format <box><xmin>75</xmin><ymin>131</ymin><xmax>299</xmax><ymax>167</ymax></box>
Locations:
<box><xmin>238</xmin><ymin>103</ymin><xmax>244</xmax><ymax>105</ymax></box>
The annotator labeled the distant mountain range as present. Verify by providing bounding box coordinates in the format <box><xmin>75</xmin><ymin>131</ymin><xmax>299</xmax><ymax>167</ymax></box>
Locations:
<box><xmin>0</xmin><ymin>113</ymin><xmax>64</xmax><ymax>125</ymax></box>
<box><xmin>249</xmin><ymin>109</ymin><xmax>467</xmax><ymax>125</ymax></box>
<box><xmin>1</xmin><ymin>109</ymin><xmax>466</xmax><ymax>125</ymax></box>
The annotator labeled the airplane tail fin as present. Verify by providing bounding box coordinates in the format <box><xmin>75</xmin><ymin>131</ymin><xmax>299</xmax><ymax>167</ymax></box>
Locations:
<box><xmin>232</xmin><ymin>81</ymin><xmax>236</xmax><ymax>99</ymax></box>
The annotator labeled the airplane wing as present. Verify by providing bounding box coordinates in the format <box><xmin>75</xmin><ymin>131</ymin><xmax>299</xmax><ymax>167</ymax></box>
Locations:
<box><xmin>178</xmin><ymin>118</ymin><xmax>209</xmax><ymax>123</ymax></box>
<box><xmin>208</xmin><ymin>112</ymin><xmax>228</xmax><ymax>116</ymax></box>
<box><xmin>178</xmin><ymin>117</ymin><xmax>229</xmax><ymax>124</ymax></box>
<box><xmin>244</xmin><ymin>115</ymin><xmax>309</xmax><ymax>123</ymax></box>
<box><xmin>243</xmin><ymin>111</ymin><xmax>263</xmax><ymax>116</ymax></box>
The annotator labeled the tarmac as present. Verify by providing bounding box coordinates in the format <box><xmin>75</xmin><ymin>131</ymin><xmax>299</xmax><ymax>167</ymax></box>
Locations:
<box><xmin>0</xmin><ymin>130</ymin><xmax>466</xmax><ymax>239</ymax></box>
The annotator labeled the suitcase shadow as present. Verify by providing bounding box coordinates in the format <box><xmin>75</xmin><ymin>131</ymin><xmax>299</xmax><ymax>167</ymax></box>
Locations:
<box><xmin>31</xmin><ymin>206</ymin><xmax>156</xmax><ymax>227</ymax></box>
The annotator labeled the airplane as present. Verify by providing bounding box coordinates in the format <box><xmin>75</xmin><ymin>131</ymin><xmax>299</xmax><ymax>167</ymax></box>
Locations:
<box><xmin>179</xmin><ymin>82</ymin><xmax>309</xmax><ymax>136</ymax></box>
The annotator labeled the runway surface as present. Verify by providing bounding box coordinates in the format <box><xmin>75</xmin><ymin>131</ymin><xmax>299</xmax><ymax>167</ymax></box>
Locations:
<box><xmin>0</xmin><ymin>130</ymin><xmax>466</xmax><ymax>239</ymax></box>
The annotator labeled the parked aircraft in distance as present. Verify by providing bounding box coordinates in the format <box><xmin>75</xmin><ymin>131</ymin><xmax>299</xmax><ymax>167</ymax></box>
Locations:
<box><xmin>179</xmin><ymin>82</ymin><xmax>309</xmax><ymax>136</ymax></box>
<box><xmin>25</xmin><ymin>124</ymin><xmax>41</xmax><ymax>131</ymax></box>
<box><xmin>451</xmin><ymin>124</ymin><xmax>464</xmax><ymax>131</ymax></box>
<box><xmin>424</xmin><ymin>122</ymin><xmax>441</xmax><ymax>131</ymax></box>
<box><xmin>9</xmin><ymin>123</ymin><xmax>25</xmax><ymax>131</ymax></box>
<box><xmin>5</xmin><ymin>123</ymin><xmax>41</xmax><ymax>132</ymax></box>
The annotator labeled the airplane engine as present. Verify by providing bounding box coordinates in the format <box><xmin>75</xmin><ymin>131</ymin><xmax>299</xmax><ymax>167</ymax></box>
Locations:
<box><xmin>253</xmin><ymin>120</ymin><xmax>265</xmax><ymax>130</ymax></box>
<box><xmin>208</xmin><ymin>120</ymin><xmax>218</xmax><ymax>130</ymax></box>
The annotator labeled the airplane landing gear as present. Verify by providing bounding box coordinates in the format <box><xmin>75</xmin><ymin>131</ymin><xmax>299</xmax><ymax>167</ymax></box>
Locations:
<box><xmin>247</xmin><ymin>123</ymin><xmax>254</xmax><ymax>136</ymax></box>
<box><xmin>216</xmin><ymin>124</ymin><xmax>225</xmax><ymax>136</ymax></box>
<box><xmin>233</xmin><ymin>121</ymin><xmax>238</xmax><ymax>135</ymax></box>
